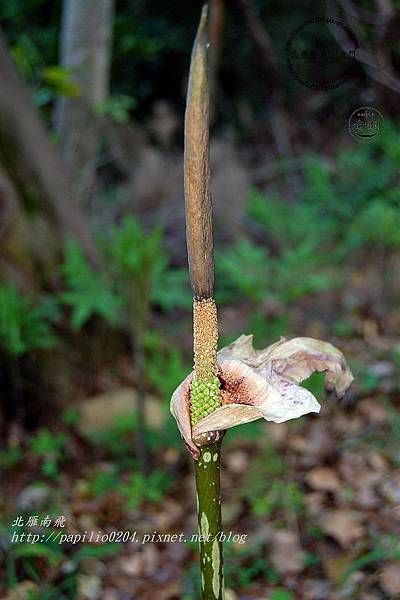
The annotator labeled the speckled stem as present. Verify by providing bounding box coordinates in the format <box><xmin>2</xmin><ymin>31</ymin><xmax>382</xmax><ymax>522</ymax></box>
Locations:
<box><xmin>195</xmin><ymin>442</ymin><xmax>224</xmax><ymax>600</ymax></box>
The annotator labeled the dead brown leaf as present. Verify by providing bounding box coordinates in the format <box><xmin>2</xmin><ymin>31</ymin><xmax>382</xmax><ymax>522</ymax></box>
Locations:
<box><xmin>225</xmin><ymin>450</ymin><xmax>249</xmax><ymax>474</ymax></box>
<box><xmin>3</xmin><ymin>581</ymin><xmax>38</xmax><ymax>600</ymax></box>
<box><xmin>357</xmin><ymin>399</ymin><xmax>389</xmax><ymax>425</ymax></box>
<box><xmin>323</xmin><ymin>553</ymin><xmax>354</xmax><ymax>582</ymax></box>
<box><xmin>380</xmin><ymin>471</ymin><xmax>400</xmax><ymax>504</ymax></box>
<box><xmin>306</xmin><ymin>467</ymin><xmax>341</xmax><ymax>492</ymax></box>
<box><xmin>320</xmin><ymin>510</ymin><xmax>364</xmax><ymax>547</ymax></box>
<box><xmin>305</xmin><ymin>491</ymin><xmax>325</xmax><ymax>514</ymax></box>
<box><xmin>269</xmin><ymin>530</ymin><xmax>305</xmax><ymax>574</ymax></box>
<box><xmin>379</xmin><ymin>562</ymin><xmax>400</xmax><ymax>596</ymax></box>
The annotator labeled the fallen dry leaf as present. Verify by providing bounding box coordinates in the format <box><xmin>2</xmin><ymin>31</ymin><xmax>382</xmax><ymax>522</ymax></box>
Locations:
<box><xmin>320</xmin><ymin>510</ymin><xmax>364</xmax><ymax>547</ymax></box>
<box><xmin>305</xmin><ymin>491</ymin><xmax>325</xmax><ymax>514</ymax></box>
<box><xmin>357</xmin><ymin>398</ymin><xmax>389</xmax><ymax>425</ymax></box>
<box><xmin>224</xmin><ymin>450</ymin><xmax>249</xmax><ymax>474</ymax></box>
<box><xmin>380</xmin><ymin>471</ymin><xmax>400</xmax><ymax>504</ymax></box>
<box><xmin>79</xmin><ymin>388</ymin><xmax>164</xmax><ymax>433</ymax></box>
<box><xmin>102</xmin><ymin>590</ymin><xmax>119</xmax><ymax>600</ymax></box>
<box><xmin>117</xmin><ymin>554</ymin><xmax>143</xmax><ymax>577</ymax></box>
<box><xmin>77</xmin><ymin>574</ymin><xmax>102</xmax><ymax>600</ymax></box>
<box><xmin>269</xmin><ymin>530</ymin><xmax>305</xmax><ymax>574</ymax></box>
<box><xmin>323</xmin><ymin>553</ymin><xmax>354</xmax><ymax>582</ymax></box>
<box><xmin>224</xmin><ymin>590</ymin><xmax>238</xmax><ymax>600</ymax></box>
<box><xmin>306</xmin><ymin>467</ymin><xmax>341</xmax><ymax>492</ymax></box>
<box><xmin>4</xmin><ymin>581</ymin><xmax>38</xmax><ymax>600</ymax></box>
<box><xmin>288</xmin><ymin>434</ymin><xmax>308</xmax><ymax>453</ymax></box>
<box><xmin>302</xmin><ymin>578</ymin><xmax>336</xmax><ymax>600</ymax></box>
<box><xmin>379</xmin><ymin>562</ymin><xmax>400</xmax><ymax>596</ymax></box>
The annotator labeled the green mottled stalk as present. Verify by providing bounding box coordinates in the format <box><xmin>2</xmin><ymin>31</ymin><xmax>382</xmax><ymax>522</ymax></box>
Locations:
<box><xmin>195</xmin><ymin>442</ymin><xmax>224</xmax><ymax>600</ymax></box>
<box><xmin>184</xmin><ymin>6</ymin><xmax>225</xmax><ymax>599</ymax></box>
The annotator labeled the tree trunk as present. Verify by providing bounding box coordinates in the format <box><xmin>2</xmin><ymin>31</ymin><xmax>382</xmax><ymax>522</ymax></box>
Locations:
<box><xmin>0</xmin><ymin>31</ymin><xmax>100</xmax><ymax>268</ymax></box>
<box><xmin>54</xmin><ymin>0</ymin><xmax>114</xmax><ymax>203</ymax></box>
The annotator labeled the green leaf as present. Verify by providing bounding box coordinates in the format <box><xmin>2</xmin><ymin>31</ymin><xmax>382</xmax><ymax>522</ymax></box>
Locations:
<box><xmin>74</xmin><ymin>543</ymin><xmax>121</xmax><ymax>560</ymax></box>
<box><xmin>0</xmin><ymin>284</ymin><xmax>59</xmax><ymax>356</ymax></box>
<box><xmin>269</xmin><ymin>590</ymin><xmax>294</xmax><ymax>600</ymax></box>
<box><xmin>60</xmin><ymin>240</ymin><xmax>122</xmax><ymax>328</ymax></box>
<box><xmin>13</xmin><ymin>542</ymin><xmax>62</xmax><ymax>566</ymax></box>
<box><xmin>0</xmin><ymin>446</ymin><xmax>22</xmax><ymax>469</ymax></box>
<box><xmin>97</xmin><ymin>94</ymin><xmax>137</xmax><ymax>123</ymax></box>
<box><xmin>42</xmin><ymin>66</ymin><xmax>81</xmax><ymax>97</ymax></box>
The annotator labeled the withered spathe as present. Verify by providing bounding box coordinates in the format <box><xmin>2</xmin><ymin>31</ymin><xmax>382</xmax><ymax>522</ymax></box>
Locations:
<box><xmin>171</xmin><ymin>334</ymin><xmax>353</xmax><ymax>459</ymax></box>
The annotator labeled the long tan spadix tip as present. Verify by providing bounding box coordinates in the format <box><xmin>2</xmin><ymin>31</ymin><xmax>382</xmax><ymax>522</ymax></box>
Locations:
<box><xmin>184</xmin><ymin>5</ymin><xmax>214</xmax><ymax>299</ymax></box>
<box><xmin>199</xmin><ymin>4</ymin><xmax>208</xmax><ymax>30</ymax></box>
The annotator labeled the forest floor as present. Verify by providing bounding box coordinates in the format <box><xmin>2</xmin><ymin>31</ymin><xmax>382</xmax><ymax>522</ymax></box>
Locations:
<box><xmin>1</xmin><ymin>295</ymin><xmax>400</xmax><ymax>600</ymax></box>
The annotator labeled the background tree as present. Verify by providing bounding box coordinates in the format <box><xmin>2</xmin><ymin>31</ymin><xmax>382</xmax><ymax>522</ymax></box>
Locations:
<box><xmin>0</xmin><ymin>30</ymin><xmax>99</xmax><ymax>268</ymax></box>
<box><xmin>54</xmin><ymin>0</ymin><xmax>115</xmax><ymax>203</ymax></box>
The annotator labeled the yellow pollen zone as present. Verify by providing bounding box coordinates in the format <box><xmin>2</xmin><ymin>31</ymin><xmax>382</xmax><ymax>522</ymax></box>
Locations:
<box><xmin>193</xmin><ymin>297</ymin><xmax>218</xmax><ymax>382</ymax></box>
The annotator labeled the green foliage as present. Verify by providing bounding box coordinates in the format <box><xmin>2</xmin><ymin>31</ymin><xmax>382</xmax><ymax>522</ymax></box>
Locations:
<box><xmin>225</xmin><ymin>419</ymin><xmax>264</xmax><ymax>442</ymax></box>
<box><xmin>251</xmin><ymin>481</ymin><xmax>305</xmax><ymax>519</ymax></box>
<box><xmin>8</xmin><ymin>38</ymin><xmax>77</xmax><ymax>108</ymax></box>
<box><xmin>350</xmin><ymin>361</ymin><xmax>381</xmax><ymax>395</ymax></box>
<box><xmin>269</xmin><ymin>590</ymin><xmax>294</xmax><ymax>600</ymax></box>
<box><xmin>151</xmin><ymin>268</ymin><xmax>191</xmax><ymax>311</ymax></box>
<box><xmin>348</xmin><ymin>198</ymin><xmax>400</xmax><ymax>250</ymax></box>
<box><xmin>217</xmin><ymin>234</ymin><xmax>335</xmax><ymax>308</ymax></box>
<box><xmin>217</xmin><ymin>239</ymin><xmax>269</xmax><ymax>303</ymax></box>
<box><xmin>97</xmin><ymin>94</ymin><xmax>137</xmax><ymax>123</ymax></box>
<box><xmin>38</xmin><ymin>66</ymin><xmax>81</xmax><ymax>106</ymax></box>
<box><xmin>60</xmin><ymin>217</ymin><xmax>189</xmax><ymax>331</ymax></box>
<box><xmin>242</xmin><ymin>442</ymin><xmax>286</xmax><ymax>489</ymax></box>
<box><xmin>240</xmin><ymin>442</ymin><xmax>305</xmax><ymax>521</ymax></box>
<box><xmin>246</xmin><ymin>125</ymin><xmax>400</xmax><ymax>274</ymax></box>
<box><xmin>0</xmin><ymin>446</ymin><xmax>22</xmax><ymax>469</ymax></box>
<box><xmin>117</xmin><ymin>470</ymin><xmax>172</xmax><ymax>510</ymax></box>
<box><xmin>249</xmin><ymin>189</ymin><xmax>331</xmax><ymax>250</ymax></box>
<box><xmin>12</xmin><ymin>541</ymin><xmax>63</xmax><ymax>567</ymax></box>
<box><xmin>340</xmin><ymin>534</ymin><xmax>400</xmax><ymax>583</ymax></box>
<box><xmin>60</xmin><ymin>240</ymin><xmax>122</xmax><ymax>329</ymax></box>
<box><xmin>29</xmin><ymin>429</ymin><xmax>67</xmax><ymax>479</ymax></box>
<box><xmin>301</xmin><ymin>372</ymin><xmax>325</xmax><ymax>399</ymax></box>
<box><xmin>88</xmin><ymin>469</ymin><xmax>120</xmax><ymax>497</ymax></box>
<box><xmin>61</xmin><ymin>408</ymin><xmax>80</xmax><ymax>427</ymax></box>
<box><xmin>223</xmin><ymin>543</ymin><xmax>280</xmax><ymax>588</ymax></box>
<box><xmin>216</xmin><ymin>125</ymin><xmax>400</xmax><ymax>340</ymax></box>
<box><xmin>331</xmin><ymin>318</ymin><xmax>356</xmax><ymax>338</ymax></box>
<box><xmin>105</xmin><ymin>216</ymin><xmax>166</xmax><ymax>319</ymax></box>
<box><xmin>74</xmin><ymin>543</ymin><xmax>121</xmax><ymax>560</ymax></box>
<box><xmin>0</xmin><ymin>284</ymin><xmax>59</xmax><ymax>356</ymax></box>
<box><xmin>144</xmin><ymin>331</ymin><xmax>190</xmax><ymax>402</ymax></box>
<box><xmin>89</xmin><ymin>414</ymin><xmax>138</xmax><ymax>464</ymax></box>
<box><xmin>248</xmin><ymin>314</ymin><xmax>289</xmax><ymax>347</ymax></box>
<box><xmin>106</xmin><ymin>215</ymin><xmax>189</xmax><ymax>311</ymax></box>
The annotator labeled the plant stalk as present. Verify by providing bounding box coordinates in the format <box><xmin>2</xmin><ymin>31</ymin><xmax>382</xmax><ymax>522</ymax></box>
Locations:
<box><xmin>184</xmin><ymin>6</ymin><xmax>225</xmax><ymax>598</ymax></box>
<box><xmin>195</xmin><ymin>442</ymin><xmax>224</xmax><ymax>600</ymax></box>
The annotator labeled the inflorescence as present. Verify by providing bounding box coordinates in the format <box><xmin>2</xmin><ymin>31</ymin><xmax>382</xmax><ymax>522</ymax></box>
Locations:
<box><xmin>190</xmin><ymin>297</ymin><xmax>221</xmax><ymax>425</ymax></box>
<box><xmin>190</xmin><ymin>375</ymin><xmax>221</xmax><ymax>424</ymax></box>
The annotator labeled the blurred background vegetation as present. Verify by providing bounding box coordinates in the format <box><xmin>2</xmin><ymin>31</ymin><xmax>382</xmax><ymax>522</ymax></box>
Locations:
<box><xmin>1</xmin><ymin>0</ymin><xmax>400</xmax><ymax>599</ymax></box>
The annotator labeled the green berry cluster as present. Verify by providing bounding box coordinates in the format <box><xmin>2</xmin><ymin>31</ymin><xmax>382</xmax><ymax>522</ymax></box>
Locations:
<box><xmin>190</xmin><ymin>376</ymin><xmax>221</xmax><ymax>425</ymax></box>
